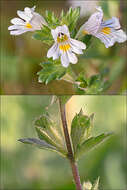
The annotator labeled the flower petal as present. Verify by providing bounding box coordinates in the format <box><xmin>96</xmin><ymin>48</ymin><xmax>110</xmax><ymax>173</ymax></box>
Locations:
<box><xmin>11</xmin><ymin>18</ymin><xmax>25</xmax><ymax>25</ymax></box>
<box><xmin>8</xmin><ymin>25</ymin><xmax>25</xmax><ymax>30</ymax></box>
<box><xmin>24</xmin><ymin>7</ymin><xmax>32</xmax><ymax>15</ymax></box>
<box><xmin>17</xmin><ymin>10</ymin><xmax>32</xmax><ymax>21</ymax></box>
<box><xmin>71</xmin><ymin>46</ymin><xmax>83</xmax><ymax>54</ymax></box>
<box><xmin>61</xmin><ymin>52</ymin><xmax>69</xmax><ymax>67</ymax></box>
<box><xmin>95</xmin><ymin>32</ymin><xmax>114</xmax><ymax>48</ymax></box>
<box><xmin>113</xmin><ymin>29</ymin><xmax>127</xmax><ymax>43</ymax></box>
<box><xmin>78</xmin><ymin>6</ymin><xmax>103</xmax><ymax>36</ymax></box>
<box><xmin>61</xmin><ymin>25</ymin><xmax>70</xmax><ymax>37</ymax></box>
<box><xmin>31</xmin><ymin>13</ymin><xmax>47</xmax><ymax>28</ymax></box>
<box><xmin>101</xmin><ymin>17</ymin><xmax>121</xmax><ymax>29</ymax></box>
<box><xmin>10</xmin><ymin>29</ymin><xmax>28</xmax><ymax>35</ymax></box>
<box><xmin>47</xmin><ymin>43</ymin><xmax>59</xmax><ymax>59</ymax></box>
<box><xmin>51</xmin><ymin>29</ymin><xmax>58</xmax><ymax>41</ymax></box>
<box><xmin>53</xmin><ymin>46</ymin><xmax>59</xmax><ymax>60</ymax></box>
<box><xmin>67</xmin><ymin>51</ymin><xmax>78</xmax><ymax>64</ymax></box>
<box><xmin>70</xmin><ymin>39</ymin><xmax>86</xmax><ymax>50</ymax></box>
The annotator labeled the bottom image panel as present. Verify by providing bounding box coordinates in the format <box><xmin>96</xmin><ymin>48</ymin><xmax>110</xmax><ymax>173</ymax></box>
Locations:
<box><xmin>1</xmin><ymin>95</ymin><xmax>126</xmax><ymax>190</ymax></box>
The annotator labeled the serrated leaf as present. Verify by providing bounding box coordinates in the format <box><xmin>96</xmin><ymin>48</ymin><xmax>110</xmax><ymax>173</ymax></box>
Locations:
<box><xmin>38</xmin><ymin>62</ymin><xmax>66</xmax><ymax>84</ymax></box>
<box><xmin>61</xmin><ymin>7</ymin><xmax>80</xmax><ymax>32</ymax></box>
<box><xmin>35</xmin><ymin>126</ymin><xmax>56</xmax><ymax>147</ymax></box>
<box><xmin>34</xmin><ymin>114</ymin><xmax>66</xmax><ymax>151</ymax></box>
<box><xmin>75</xmin><ymin>72</ymin><xmax>109</xmax><ymax>95</ymax></box>
<box><xmin>71</xmin><ymin>110</ymin><xmax>91</xmax><ymax>154</ymax></box>
<box><xmin>18</xmin><ymin>138</ymin><xmax>66</xmax><ymax>157</ymax></box>
<box><xmin>75</xmin><ymin>133</ymin><xmax>112</xmax><ymax>159</ymax></box>
<box><xmin>18</xmin><ymin>138</ymin><xmax>56</xmax><ymax>151</ymax></box>
<box><xmin>45</xmin><ymin>10</ymin><xmax>60</xmax><ymax>28</ymax></box>
<box><xmin>35</xmin><ymin>126</ymin><xmax>67</xmax><ymax>156</ymax></box>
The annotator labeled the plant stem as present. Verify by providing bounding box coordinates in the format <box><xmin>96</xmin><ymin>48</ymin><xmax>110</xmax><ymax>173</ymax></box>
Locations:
<box><xmin>58</xmin><ymin>97</ymin><xmax>82</xmax><ymax>190</ymax></box>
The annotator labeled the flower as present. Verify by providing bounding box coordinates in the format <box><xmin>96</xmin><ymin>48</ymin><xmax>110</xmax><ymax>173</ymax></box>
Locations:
<box><xmin>47</xmin><ymin>25</ymin><xmax>86</xmax><ymax>67</ymax></box>
<box><xmin>8</xmin><ymin>6</ymin><xmax>47</xmax><ymax>35</ymax></box>
<box><xmin>76</xmin><ymin>6</ymin><xmax>127</xmax><ymax>48</ymax></box>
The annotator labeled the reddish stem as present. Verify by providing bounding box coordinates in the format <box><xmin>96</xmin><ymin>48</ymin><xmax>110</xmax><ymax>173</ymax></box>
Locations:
<box><xmin>59</xmin><ymin>98</ymin><xmax>82</xmax><ymax>190</ymax></box>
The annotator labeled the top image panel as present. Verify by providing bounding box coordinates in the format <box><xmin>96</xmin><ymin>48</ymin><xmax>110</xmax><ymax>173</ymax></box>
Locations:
<box><xmin>1</xmin><ymin>0</ymin><xmax>127</xmax><ymax>95</ymax></box>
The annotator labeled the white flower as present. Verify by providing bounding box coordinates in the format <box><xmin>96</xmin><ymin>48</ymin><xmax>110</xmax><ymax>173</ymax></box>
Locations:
<box><xmin>8</xmin><ymin>6</ymin><xmax>47</xmax><ymax>35</ymax></box>
<box><xmin>47</xmin><ymin>25</ymin><xmax>86</xmax><ymax>67</ymax></box>
<box><xmin>77</xmin><ymin>6</ymin><xmax>127</xmax><ymax>48</ymax></box>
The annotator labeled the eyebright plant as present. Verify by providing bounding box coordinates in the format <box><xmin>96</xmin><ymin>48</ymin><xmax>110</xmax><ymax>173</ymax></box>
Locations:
<box><xmin>8</xmin><ymin>6</ymin><xmax>127</xmax><ymax>94</ymax></box>
<box><xmin>18</xmin><ymin>96</ymin><xmax>112</xmax><ymax>190</ymax></box>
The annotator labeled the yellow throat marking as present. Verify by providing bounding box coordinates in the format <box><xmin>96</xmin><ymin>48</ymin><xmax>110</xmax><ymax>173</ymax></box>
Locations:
<box><xmin>82</xmin><ymin>30</ymin><xmax>89</xmax><ymax>35</ymax></box>
<box><xmin>25</xmin><ymin>23</ymin><xmax>32</xmax><ymax>28</ymax></box>
<box><xmin>101</xmin><ymin>27</ymin><xmax>111</xmax><ymax>35</ymax></box>
<box><xmin>59</xmin><ymin>44</ymin><xmax>71</xmax><ymax>52</ymax></box>
<box><xmin>57</xmin><ymin>34</ymin><xmax>68</xmax><ymax>43</ymax></box>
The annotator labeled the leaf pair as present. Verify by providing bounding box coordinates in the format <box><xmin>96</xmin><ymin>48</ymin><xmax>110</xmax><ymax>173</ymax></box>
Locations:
<box><xmin>71</xmin><ymin>110</ymin><xmax>112</xmax><ymax>160</ymax></box>
<box><xmin>19</xmin><ymin>102</ymin><xmax>112</xmax><ymax>161</ymax></box>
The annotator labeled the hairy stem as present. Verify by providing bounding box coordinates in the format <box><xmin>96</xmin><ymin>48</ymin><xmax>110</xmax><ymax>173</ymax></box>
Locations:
<box><xmin>59</xmin><ymin>97</ymin><xmax>82</xmax><ymax>190</ymax></box>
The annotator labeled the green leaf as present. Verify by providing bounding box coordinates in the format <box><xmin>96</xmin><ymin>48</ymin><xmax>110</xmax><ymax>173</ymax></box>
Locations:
<box><xmin>32</xmin><ymin>25</ymin><xmax>53</xmax><ymax>45</ymax></box>
<box><xmin>18</xmin><ymin>138</ymin><xmax>57</xmax><ymax>151</ymax></box>
<box><xmin>60</xmin><ymin>7</ymin><xmax>80</xmax><ymax>33</ymax></box>
<box><xmin>76</xmin><ymin>72</ymin><xmax>88</xmax><ymax>88</ymax></box>
<box><xmin>45</xmin><ymin>10</ymin><xmax>60</xmax><ymax>28</ymax></box>
<box><xmin>34</xmin><ymin>114</ymin><xmax>67</xmax><ymax>151</ymax></box>
<box><xmin>18</xmin><ymin>138</ymin><xmax>66</xmax><ymax>157</ymax></box>
<box><xmin>35</xmin><ymin>126</ymin><xmax>56</xmax><ymax>147</ymax></box>
<box><xmin>71</xmin><ymin>110</ymin><xmax>91</xmax><ymax>154</ymax></box>
<box><xmin>75</xmin><ymin>72</ymin><xmax>110</xmax><ymax>95</ymax></box>
<box><xmin>35</xmin><ymin>126</ymin><xmax>67</xmax><ymax>156</ymax></box>
<box><xmin>75</xmin><ymin>133</ymin><xmax>112</xmax><ymax>159</ymax></box>
<box><xmin>38</xmin><ymin>62</ymin><xmax>67</xmax><ymax>84</ymax></box>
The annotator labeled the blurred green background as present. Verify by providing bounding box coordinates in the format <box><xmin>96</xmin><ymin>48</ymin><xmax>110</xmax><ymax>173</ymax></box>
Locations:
<box><xmin>0</xmin><ymin>0</ymin><xmax>127</xmax><ymax>94</ymax></box>
<box><xmin>1</xmin><ymin>95</ymin><xmax>126</xmax><ymax>190</ymax></box>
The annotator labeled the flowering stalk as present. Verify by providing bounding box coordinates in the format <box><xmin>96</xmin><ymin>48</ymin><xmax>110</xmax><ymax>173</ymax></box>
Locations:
<box><xmin>58</xmin><ymin>97</ymin><xmax>82</xmax><ymax>190</ymax></box>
